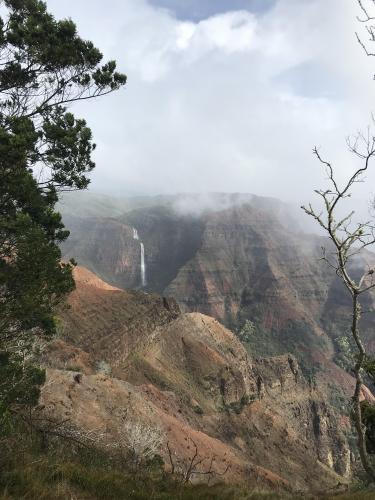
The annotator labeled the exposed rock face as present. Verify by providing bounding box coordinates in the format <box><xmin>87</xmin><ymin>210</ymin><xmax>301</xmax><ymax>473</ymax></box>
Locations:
<box><xmin>39</xmin><ymin>368</ymin><xmax>288</xmax><ymax>490</ymax></box>
<box><xmin>53</xmin><ymin>194</ymin><xmax>375</xmax><ymax>490</ymax></box>
<box><xmin>59</xmin><ymin>195</ymin><xmax>374</xmax><ymax>336</ymax></box>
<box><xmin>127</xmin><ymin>311</ymin><xmax>350</xmax><ymax>480</ymax></box>
<box><xmin>122</xmin><ymin>207</ymin><xmax>205</xmax><ymax>293</ymax></box>
<box><xmin>56</xmin><ymin>266</ymin><xmax>180</xmax><ymax>369</ymax></box>
<box><xmin>124</xmin><ymin>313</ymin><xmax>257</xmax><ymax>410</ymax></box>
<box><xmin>252</xmin><ymin>354</ymin><xmax>351</xmax><ymax>479</ymax></box>
<box><xmin>40</xmin><ymin>270</ymin><xmax>352</xmax><ymax>492</ymax></box>
<box><xmin>165</xmin><ymin>205</ymin><xmax>330</xmax><ymax>327</ymax></box>
<box><xmin>310</xmin><ymin>400</ymin><xmax>351</xmax><ymax>477</ymax></box>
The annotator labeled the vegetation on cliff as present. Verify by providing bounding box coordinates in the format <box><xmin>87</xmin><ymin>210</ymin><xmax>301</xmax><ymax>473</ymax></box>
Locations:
<box><xmin>0</xmin><ymin>0</ymin><xmax>125</xmax><ymax>482</ymax></box>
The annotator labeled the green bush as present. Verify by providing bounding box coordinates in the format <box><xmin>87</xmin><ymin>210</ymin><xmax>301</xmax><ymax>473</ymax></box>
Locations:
<box><xmin>0</xmin><ymin>351</ymin><xmax>45</xmax><ymax>430</ymax></box>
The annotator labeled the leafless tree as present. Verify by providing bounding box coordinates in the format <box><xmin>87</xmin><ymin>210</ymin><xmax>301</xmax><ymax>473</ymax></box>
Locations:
<box><xmin>356</xmin><ymin>0</ymin><xmax>375</xmax><ymax>58</ymax></box>
<box><xmin>112</xmin><ymin>421</ymin><xmax>165</xmax><ymax>467</ymax></box>
<box><xmin>167</xmin><ymin>436</ymin><xmax>230</xmax><ymax>484</ymax></box>
<box><xmin>302</xmin><ymin>127</ymin><xmax>375</xmax><ymax>481</ymax></box>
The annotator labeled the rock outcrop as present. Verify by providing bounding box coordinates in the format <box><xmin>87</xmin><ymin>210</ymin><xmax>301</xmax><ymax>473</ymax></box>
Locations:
<box><xmin>54</xmin><ymin>266</ymin><xmax>180</xmax><ymax>370</ymax></box>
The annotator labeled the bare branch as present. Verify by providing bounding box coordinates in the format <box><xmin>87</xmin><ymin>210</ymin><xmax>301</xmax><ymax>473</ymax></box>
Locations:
<box><xmin>303</xmin><ymin>121</ymin><xmax>375</xmax><ymax>482</ymax></box>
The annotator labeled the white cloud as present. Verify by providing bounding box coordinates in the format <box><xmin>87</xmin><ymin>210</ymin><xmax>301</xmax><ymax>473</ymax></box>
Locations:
<box><xmin>46</xmin><ymin>0</ymin><xmax>375</xmax><ymax>209</ymax></box>
<box><xmin>179</xmin><ymin>12</ymin><xmax>258</xmax><ymax>54</ymax></box>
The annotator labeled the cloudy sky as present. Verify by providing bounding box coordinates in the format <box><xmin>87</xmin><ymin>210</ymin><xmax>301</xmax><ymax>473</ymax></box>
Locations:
<box><xmin>46</xmin><ymin>0</ymin><xmax>375</xmax><ymax>206</ymax></box>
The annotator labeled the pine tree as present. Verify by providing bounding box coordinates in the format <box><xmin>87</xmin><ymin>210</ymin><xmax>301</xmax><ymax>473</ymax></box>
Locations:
<box><xmin>0</xmin><ymin>0</ymin><xmax>126</xmax><ymax>423</ymax></box>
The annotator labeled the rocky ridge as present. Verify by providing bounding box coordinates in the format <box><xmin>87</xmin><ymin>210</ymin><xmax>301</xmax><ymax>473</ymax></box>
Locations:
<box><xmin>38</xmin><ymin>266</ymin><xmax>353</xmax><ymax>493</ymax></box>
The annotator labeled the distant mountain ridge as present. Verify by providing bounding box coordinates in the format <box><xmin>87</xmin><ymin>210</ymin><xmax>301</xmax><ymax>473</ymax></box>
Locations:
<box><xmin>59</xmin><ymin>192</ymin><xmax>375</xmax><ymax>395</ymax></box>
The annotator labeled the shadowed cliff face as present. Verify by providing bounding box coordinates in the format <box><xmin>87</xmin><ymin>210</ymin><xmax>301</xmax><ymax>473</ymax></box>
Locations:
<box><xmin>61</xmin><ymin>208</ymin><xmax>205</xmax><ymax>293</ymax></box>
<box><xmin>62</xmin><ymin>215</ymin><xmax>142</xmax><ymax>289</ymax></box>
<box><xmin>121</xmin><ymin>206</ymin><xmax>205</xmax><ymax>293</ymax></box>
<box><xmin>61</xmin><ymin>197</ymin><xmax>330</xmax><ymax>324</ymax></box>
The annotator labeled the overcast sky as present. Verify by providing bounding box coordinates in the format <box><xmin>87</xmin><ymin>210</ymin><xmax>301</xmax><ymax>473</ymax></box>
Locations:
<box><xmin>46</xmin><ymin>0</ymin><xmax>375</xmax><ymax>207</ymax></box>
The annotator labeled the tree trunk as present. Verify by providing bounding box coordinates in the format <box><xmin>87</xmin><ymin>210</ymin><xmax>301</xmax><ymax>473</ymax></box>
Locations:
<box><xmin>351</xmin><ymin>293</ymin><xmax>375</xmax><ymax>481</ymax></box>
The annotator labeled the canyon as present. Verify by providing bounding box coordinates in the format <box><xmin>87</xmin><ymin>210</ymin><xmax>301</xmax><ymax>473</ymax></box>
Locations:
<box><xmin>40</xmin><ymin>266</ymin><xmax>352</xmax><ymax>493</ymax></box>
<box><xmin>60</xmin><ymin>192</ymin><xmax>375</xmax><ymax>369</ymax></box>
<box><xmin>40</xmin><ymin>191</ymin><xmax>375</xmax><ymax>493</ymax></box>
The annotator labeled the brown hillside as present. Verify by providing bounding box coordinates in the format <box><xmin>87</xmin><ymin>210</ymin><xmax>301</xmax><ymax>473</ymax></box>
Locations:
<box><xmin>38</xmin><ymin>270</ymin><xmax>354</xmax><ymax>493</ymax></box>
<box><xmin>56</xmin><ymin>266</ymin><xmax>180</xmax><ymax>370</ymax></box>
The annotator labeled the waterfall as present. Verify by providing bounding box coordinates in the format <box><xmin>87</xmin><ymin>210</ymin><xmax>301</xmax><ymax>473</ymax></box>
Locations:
<box><xmin>133</xmin><ymin>227</ymin><xmax>146</xmax><ymax>287</ymax></box>
<box><xmin>140</xmin><ymin>242</ymin><xmax>146</xmax><ymax>287</ymax></box>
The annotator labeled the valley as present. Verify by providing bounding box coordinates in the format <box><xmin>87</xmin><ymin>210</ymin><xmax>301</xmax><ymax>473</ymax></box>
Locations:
<box><xmin>30</xmin><ymin>191</ymin><xmax>373</xmax><ymax>494</ymax></box>
<box><xmin>40</xmin><ymin>266</ymin><xmax>351</xmax><ymax>493</ymax></box>
<box><xmin>59</xmin><ymin>192</ymin><xmax>375</xmax><ymax>376</ymax></box>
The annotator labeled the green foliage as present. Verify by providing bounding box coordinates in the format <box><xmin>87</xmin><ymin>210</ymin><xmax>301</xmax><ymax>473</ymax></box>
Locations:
<box><xmin>236</xmin><ymin>318</ymin><xmax>283</xmax><ymax>359</ymax></box>
<box><xmin>225</xmin><ymin>395</ymin><xmax>255</xmax><ymax>415</ymax></box>
<box><xmin>363</xmin><ymin>356</ymin><xmax>375</xmax><ymax>381</ymax></box>
<box><xmin>0</xmin><ymin>0</ymin><xmax>125</xmax><ymax>425</ymax></box>
<box><xmin>0</xmin><ymin>0</ymin><xmax>126</xmax><ymax>339</ymax></box>
<box><xmin>193</xmin><ymin>404</ymin><xmax>203</xmax><ymax>415</ymax></box>
<box><xmin>0</xmin><ymin>351</ymin><xmax>45</xmax><ymax>429</ymax></box>
<box><xmin>0</xmin><ymin>211</ymin><xmax>75</xmax><ymax>337</ymax></box>
<box><xmin>361</xmin><ymin>401</ymin><xmax>375</xmax><ymax>454</ymax></box>
<box><xmin>96</xmin><ymin>360</ymin><xmax>112</xmax><ymax>376</ymax></box>
<box><xmin>236</xmin><ymin>314</ymin><xmax>326</xmax><ymax>379</ymax></box>
<box><xmin>333</xmin><ymin>335</ymin><xmax>356</xmax><ymax>372</ymax></box>
<box><xmin>2</xmin><ymin>424</ymin><xmax>375</xmax><ymax>499</ymax></box>
<box><xmin>327</xmin><ymin>382</ymin><xmax>350</xmax><ymax>416</ymax></box>
<box><xmin>237</xmin><ymin>320</ymin><xmax>256</xmax><ymax>343</ymax></box>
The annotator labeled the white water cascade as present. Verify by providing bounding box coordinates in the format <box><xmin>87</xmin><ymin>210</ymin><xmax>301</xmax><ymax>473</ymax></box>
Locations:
<box><xmin>140</xmin><ymin>242</ymin><xmax>146</xmax><ymax>287</ymax></box>
<box><xmin>132</xmin><ymin>227</ymin><xmax>146</xmax><ymax>287</ymax></box>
